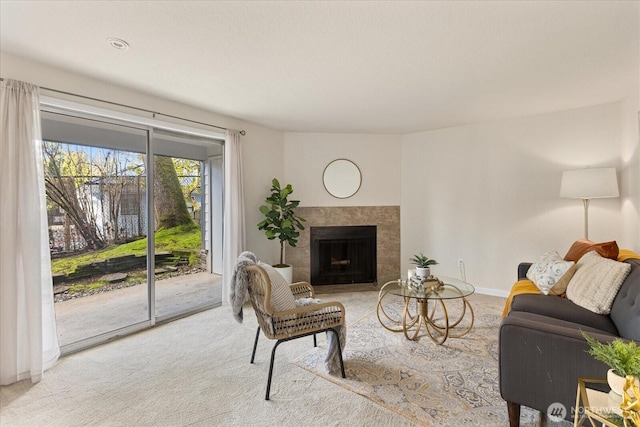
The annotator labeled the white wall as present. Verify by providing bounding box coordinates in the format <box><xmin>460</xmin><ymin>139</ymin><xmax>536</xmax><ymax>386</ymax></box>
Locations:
<box><xmin>5</xmin><ymin>52</ymin><xmax>636</xmax><ymax>294</ymax></box>
<box><xmin>0</xmin><ymin>52</ymin><xmax>285</xmax><ymax>263</ymax></box>
<box><xmin>619</xmin><ymin>91</ymin><xmax>640</xmax><ymax>250</ymax></box>
<box><xmin>283</xmin><ymin>132</ymin><xmax>402</xmax><ymax>206</ymax></box>
<box><xmin>243</xmin><ymin>130</ymin><xmax>284</xmax><ymax>262</ymax></box>
<box><xmin>401</xmin><ymin>102</ymin><xmax>628</xmax><ymax>295</ymax></box>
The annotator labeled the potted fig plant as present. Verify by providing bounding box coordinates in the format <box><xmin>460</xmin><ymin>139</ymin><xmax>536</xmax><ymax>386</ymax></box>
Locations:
<box><xmin>582</xmin><ymin>332</ymin><xmax>640</xmax><ymax>396</ymax></box>
<box><xmin>409</xmin><ymin>252</ymin><xmax>438</xmax><ymax>277</ymax></box>
<box><xmin>257</xmin><ymin>178</ymin><xmax>306</xmax><ymax>283</ymax></box>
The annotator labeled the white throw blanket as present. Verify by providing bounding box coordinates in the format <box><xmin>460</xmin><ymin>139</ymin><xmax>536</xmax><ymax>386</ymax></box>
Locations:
<box><xmin>230</xmin><ymin>251</ymin><xmax>257</xmax><ymax>323</ymax></box>
<box><xmin>325</xmin><ymin>324</ymin><xmax>346</xmax><ymax>375</ymax></box>
<box><xmin>230</xmin><ymin>251</ymin><xmax>346</xmax><ymax>375</ymax></box>
<box><xmin>295</xmin><ymin>297</ymin><xmax>347</xmax><ymax>374</ymax></box>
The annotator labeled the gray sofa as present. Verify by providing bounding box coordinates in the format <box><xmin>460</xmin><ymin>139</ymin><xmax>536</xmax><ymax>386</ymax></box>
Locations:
<box><xmin>499</xmin><ymin>256</ymin><xmax>640</xmax><ymax>426</ymax></box>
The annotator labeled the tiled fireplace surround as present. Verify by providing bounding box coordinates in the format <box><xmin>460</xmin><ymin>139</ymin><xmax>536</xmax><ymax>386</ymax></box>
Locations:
<box><xmin>287</xmin><ymin>206</ymin><xmax>400</xmax><ymax>285</ymax></box>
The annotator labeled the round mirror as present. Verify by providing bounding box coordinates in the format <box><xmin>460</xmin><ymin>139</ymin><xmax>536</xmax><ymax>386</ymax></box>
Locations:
<box><xmin>323</xmin><ymin>159</ymin><xmax>361</xmax><ymax>199</ymax></box>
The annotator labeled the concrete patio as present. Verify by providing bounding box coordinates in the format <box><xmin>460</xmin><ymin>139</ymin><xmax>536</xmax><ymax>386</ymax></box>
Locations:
<box><xmin>54</xmin><ymin>272</ymin><xmax>223</xmax><ymax>347</ymax></box>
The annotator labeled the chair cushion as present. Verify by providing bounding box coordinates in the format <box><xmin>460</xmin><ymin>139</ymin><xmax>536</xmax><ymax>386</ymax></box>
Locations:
<box><xmin>564</xmin><ymin>239</ymin><xmax>619</xmax><ymax>262</ymax></box>
<box><xmin>258</xmin><ymin>262</ymin><xmax>296</xmax><ymax>312</ymax></box>
<box><xmin>565</xmin><ymin>251</ymin><xmax>631</xmax><ymax>315</ymax></box>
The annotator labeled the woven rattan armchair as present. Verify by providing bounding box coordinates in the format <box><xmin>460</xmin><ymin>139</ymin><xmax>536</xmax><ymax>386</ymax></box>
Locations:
<box><xmin>246</xmin><ymin>264</ymin><xmax>346</xmax><ymax>400</ymax></box>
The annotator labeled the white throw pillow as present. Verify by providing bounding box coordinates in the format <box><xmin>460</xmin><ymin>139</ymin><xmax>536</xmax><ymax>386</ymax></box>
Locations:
<box><xmin>526</xmin><ymin>250</ymin><xmax>576</xmax><ymax>295</ymax></box>
<box><xmin>258</xmin><ymin>262</ymin><xmax>297</xmax><ymax>312</ymax></box>
<box><xmin>566</xmin><ymin>251</ymin><xmax>632</xmax><ymax>314</ymax></box>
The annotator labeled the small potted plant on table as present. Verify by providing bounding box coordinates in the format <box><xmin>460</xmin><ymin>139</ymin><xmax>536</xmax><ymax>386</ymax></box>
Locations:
<box><xmin>409</xmin><ymin>252</ymin><xmax>438</xmax><ymax>278</ymax></box>
<box><xmin>583</xmin><ymin>332</ymin><xmax>640</xmax><ymax>396</ymax></box>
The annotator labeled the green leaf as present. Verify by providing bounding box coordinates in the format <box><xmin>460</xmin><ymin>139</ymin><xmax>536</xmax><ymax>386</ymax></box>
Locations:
<box><xmin>409</xmin><ymin>252</ymin><xmax>438</xmax><ymax>267</ymax></box>
<box><xmin>583</xmin><ymin>332</ymin><xmax>640</xmax><ymax>377</ymax></box>
<box><xmin>257</xmin><ymin>178</ymin><xmax>305</xmax><ymax>259</ymax></box>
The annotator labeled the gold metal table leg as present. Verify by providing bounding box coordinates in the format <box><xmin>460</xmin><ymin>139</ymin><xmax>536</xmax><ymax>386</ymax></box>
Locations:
<box><xmin>377</xmin><ymin>283</ymin><xmax>474</xmax><ymax>344</ymax></box>
<box><xmin>377</xmin><ymin>285</ymin><xmax>417</xmax><ymax>333</ymax></box>
<box><xmin>411</xmin><ymin>297</ymin><xmax>474</xmax><ymax>344</ymax></box>
<box><xmin>444</xmin><ymin>298</ymin><xmax>475</xmax><ymax>338</ymax></box>
<box><xmin>423</xmin><ymin>298</ymin><xmax>449</xmax><ymax>344</ymax></box>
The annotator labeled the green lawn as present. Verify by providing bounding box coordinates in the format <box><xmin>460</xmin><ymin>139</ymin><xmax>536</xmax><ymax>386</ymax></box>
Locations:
<box><xmin>52</xmin><ymin>224</ymin><xmax>201</xmax><ymax>275</ymax></box>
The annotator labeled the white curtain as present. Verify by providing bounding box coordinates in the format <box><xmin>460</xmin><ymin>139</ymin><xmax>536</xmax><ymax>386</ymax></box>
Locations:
<box><xmin>222</xmin><ymin>129</ymin><xmax>246</xmax><ymax>304</ymax></box>
<box><xmin>0</xmin><ymin>79</ymin><xmax>60</xmax><ymax>385</ymax></box>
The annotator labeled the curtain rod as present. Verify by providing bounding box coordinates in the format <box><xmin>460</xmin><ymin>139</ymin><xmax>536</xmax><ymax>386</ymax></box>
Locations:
<box><xmin>0</xmin><ymin>77</ymin><xmax>246</xmax><ymax>136</ymax></box>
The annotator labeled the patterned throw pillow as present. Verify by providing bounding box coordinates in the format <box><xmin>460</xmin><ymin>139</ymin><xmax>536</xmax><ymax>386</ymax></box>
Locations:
<box><xmin>526</xmin><ymin>250</ymin><xmax>576</xmax><ymax>295</ymax></box>
<box><xmin>566</xmin><ymin>251</ymin><xmax>632</xmax><ymax>314</ymax></box>
<box><xmin>258</xmin><ymin>262</ymin><xmax>297</xmax><ymax>312</ymax></box>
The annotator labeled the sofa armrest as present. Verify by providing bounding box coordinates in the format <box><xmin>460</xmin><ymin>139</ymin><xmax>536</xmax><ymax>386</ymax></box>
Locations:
<box><xmin>499</xmin><ymin>312</ymin><xmax>613</xmax><ymax>420</ymax></box>
<box><xmin>517</xmin><ymin>262</ymin><xmax>532</xmax><ymax>281</ymax></box>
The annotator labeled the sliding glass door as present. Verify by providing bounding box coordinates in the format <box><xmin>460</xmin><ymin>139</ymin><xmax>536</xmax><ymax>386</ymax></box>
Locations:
<box><xmin>41</xmin><ymin>109</ymin><xmax>223</xmax><ymax>353</ymax></box>
<box><xmin>42</xmin><ymin>112</ymin><xmax>150</xmax><ymax>348</ymax></box>
<box><xmin>152</xmin><ymin>130</ymin><xmax>222</xmax><ymax>320</ymax></box>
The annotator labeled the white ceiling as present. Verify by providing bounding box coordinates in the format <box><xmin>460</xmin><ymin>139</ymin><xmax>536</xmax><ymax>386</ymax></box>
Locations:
<box><xmin>1</xmin><ymin>1</ymin><xmax>638</xmax><ymax>134</ymax></box>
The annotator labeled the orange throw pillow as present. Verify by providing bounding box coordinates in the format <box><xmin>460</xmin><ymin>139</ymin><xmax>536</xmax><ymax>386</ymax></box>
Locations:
<box><xmin>564</xmin><ymin>239</ymin><xmax>619</xmax><ymax>262</ymax></box>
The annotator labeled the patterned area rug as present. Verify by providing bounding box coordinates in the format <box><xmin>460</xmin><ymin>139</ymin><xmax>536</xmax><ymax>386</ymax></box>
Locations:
<box><xmin>293</xmin><ymin>293</ymin><xmax>540</xmax><ymax>426</ymax></box>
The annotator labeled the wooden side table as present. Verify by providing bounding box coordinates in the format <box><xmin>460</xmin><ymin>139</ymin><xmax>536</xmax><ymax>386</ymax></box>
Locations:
<box><xmin>574</xmin><ymin>378</ymin><xmax>624</xmax><ymax>427</ymax></box>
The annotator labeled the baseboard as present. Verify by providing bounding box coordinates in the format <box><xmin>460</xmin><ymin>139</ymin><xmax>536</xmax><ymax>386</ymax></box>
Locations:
<box><xmin>314</xmin><ymin>283</ymin><xmax>377</xmax><ymax>294</ymax></box>
<box><xmin>313</xmin><ymin>283</ymin><xmax>510</xmax><ymax>298</ymax></box>
<box><xmin>475</xmin><ymin>287</ymin><xmax>509</xmax><ymax>298</ymax></box>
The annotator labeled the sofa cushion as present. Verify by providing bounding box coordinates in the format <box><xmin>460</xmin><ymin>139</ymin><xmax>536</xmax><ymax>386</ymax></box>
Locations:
<box><xmin>526</xmin><ymin>250</ymin><xmax>576</xmax><ymax>295</ymax></box>
<box><xmin>564</xmin><ymin>239</ymin><xmax>619</xmax><ymax>262</ymax></box>
<box><xmin>504</xmin><ymin>310</ymin><xmax>618</xmax><ymax>338</ymax></box>
<box><xmin>510</xmin><ymin>294</ymin><xmax>619</xmax><ymax>336</ymax></box>
<box><xmin>609</xmin><ymin>259</ymin><xmax>640</xmax><ymax>341</ymax></box>
<box><xmin>501</xmin><ymin>279</ymin><xmax>540</xmax><ymax>318</ymax></box>
<box><xmin>566</xmin><ymin>251</ymin><xmax>632</xmax><ymax>315</ymax></box>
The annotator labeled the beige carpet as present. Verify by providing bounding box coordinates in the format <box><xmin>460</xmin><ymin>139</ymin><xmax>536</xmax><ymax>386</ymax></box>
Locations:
<box><xmin>294</xmin><ymin>293</ymin><xmax>540</xmax><ymax>426</ymax></box>
<box><xmin>1</xmin><ymin>289</ymin><xmax>556</xmax><ymax>427</ymax></box>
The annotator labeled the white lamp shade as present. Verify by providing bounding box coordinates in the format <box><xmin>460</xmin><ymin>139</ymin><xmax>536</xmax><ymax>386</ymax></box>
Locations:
<box><xmin>560</xmin><ymin>168</ymin><xmax>619</xmax><ymax>199</ymax></box>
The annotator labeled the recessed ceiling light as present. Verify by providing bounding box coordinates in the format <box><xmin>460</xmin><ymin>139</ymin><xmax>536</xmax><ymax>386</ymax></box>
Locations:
<box><xmin>107</xmin><ymin>37</ymin><xmax>129</xmax><ymax>50</ymax></box>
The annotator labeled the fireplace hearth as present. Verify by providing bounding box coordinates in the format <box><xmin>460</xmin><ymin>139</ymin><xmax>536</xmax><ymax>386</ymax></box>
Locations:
<box><xmin>310</xmin><ymin>225</ymin><xmax>376</xmax><ymax>285</ymax></box>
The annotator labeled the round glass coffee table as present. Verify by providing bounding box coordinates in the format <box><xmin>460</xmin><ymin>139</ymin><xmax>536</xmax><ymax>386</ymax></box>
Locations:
<box><xmin>375</xmin><ymin>274</ymin><xmax>475</xmax><ymax>344</ymax></box>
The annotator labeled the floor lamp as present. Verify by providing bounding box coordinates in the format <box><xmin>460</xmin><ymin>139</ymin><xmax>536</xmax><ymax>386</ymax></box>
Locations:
<box><xmin>560</xmin><ymin>167</ymin><xmax>619</xmax><ymax>240</ymax></box>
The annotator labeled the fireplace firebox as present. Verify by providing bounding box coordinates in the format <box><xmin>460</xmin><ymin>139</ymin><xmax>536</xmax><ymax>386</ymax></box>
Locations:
<box><xmin>310</xmin><ymin>225</ymin><xmax>376</xmax><ymax>285</ymax></box>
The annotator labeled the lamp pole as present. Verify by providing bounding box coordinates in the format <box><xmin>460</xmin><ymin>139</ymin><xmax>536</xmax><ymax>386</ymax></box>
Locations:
<box><xmin>561</xmin><ymin>167</ymin><xmax>619</xmax><ymax>241</ymax></box>
<box><xmin>583</xmin><ymin>198</ymin><xmax>590</xmax><ymax>240</ymax></box>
